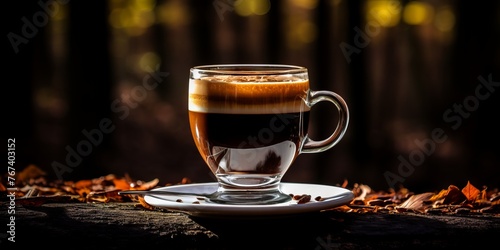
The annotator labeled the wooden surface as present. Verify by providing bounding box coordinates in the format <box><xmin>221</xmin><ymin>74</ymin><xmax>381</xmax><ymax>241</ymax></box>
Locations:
<box><xmin>1</xmin><ymin>201</ymin><xmax>499</xmax><ymax>249</ymax></box>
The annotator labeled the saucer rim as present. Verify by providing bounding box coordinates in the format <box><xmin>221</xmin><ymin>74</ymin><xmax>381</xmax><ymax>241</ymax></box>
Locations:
<box><xmin>144</xmin><ymin>182</ymin><xmax>354</xmax><ymax>217</ymax></box>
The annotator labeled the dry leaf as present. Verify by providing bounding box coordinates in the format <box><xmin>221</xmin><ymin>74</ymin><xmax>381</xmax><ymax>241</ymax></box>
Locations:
<box><xmin>396</xmin><ymin>192</ymin><xmax>435</xmax><ymax>212</ymax></box>
<box><xmin>443</xmin><ymin>185</ymin><xmax>467</xmax><ymax>205</ymax></box>
<box><xmin>480</xmin><ymin>189</ymin><xmax>488</xmax><ymax>201</ymax></box>
<box><xmin>75</xmin><ymin>179</ymin><xmax>93</xmax><ymax>189</ymax></box>
<box><xmin>87</xmin><ymin>190</ymin><xmax>124</xmax><ymax>203</ymax></box>
<box><xmin>429</xmin><ymin>189</ymin><xmax>448</xmax><ymax>202</ymax></box>
<box><xmin>113</xmin><ymin>178</ymin><xmax>132</xmax><ymax>190</ymax></box>
<box><xmin>138</xmin><ymin>196</ymin><xmax>155</xmax><ymax>210</ymax></box>
<box><xmin>3</xmin><ymin>164</ymin><xmax>500</xmax><ymax>216</ymax></box>
<box><xmin>462</xmin><ymin>181</ymin><xmax>480</xmax><ymax>202</ymax></box>
<box><xmin>352</xmin><ymin>184</ymin><xmax>371</xmax><ymax>200</ymax></box>
<box><xmin>133</xmin><ymin>178</ymin><xmax>160</xmax><ymax>190</ymax></box>
<box><xmin>16</xmin><ymin>164</ymin><xmax>46</xmax><ymax>185</ymax></box>
<box><xmin>181</xmin><ymin>177</ymin><xmax>192</xmax><ymax>184</ymax></box>
<box><xmin>341</xmin><ymin>179</ymin><xmax>348</xmax><ymax>188</ymax></box>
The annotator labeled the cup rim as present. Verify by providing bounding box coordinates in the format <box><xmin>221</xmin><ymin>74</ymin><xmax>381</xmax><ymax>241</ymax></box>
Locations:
<box><xmin>190</xmin><ymin>64</ymin><xmax>307</xmax><ymax>75</ymax></box>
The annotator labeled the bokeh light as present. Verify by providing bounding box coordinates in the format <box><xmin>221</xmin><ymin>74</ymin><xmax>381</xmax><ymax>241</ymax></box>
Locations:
<box><xmin>290</xmin><ymin>0</ymin><xmax>319</xmax><ymax>10</ymax></box>
<box><xmin>235</xmin><ymin>0</ymin><xmax>271</xmax><ymax>16</ymax></box>
<box><xmin>108</xmin><ymin>0</ymin><xmax>156</xmax><ymax>36</ymax></box>
<box><xmin>434</xmin><ymin>6</ymin><xmax>455</xmax><ymax>32</ymax></box>
<box><xmin>403</xmin><ymin>1</ymin><xmax>434</xmax><ymax>25</ymax></box>
<box><xmin>139</xmin><ymin>52</ymin><xmax>161</xmax><ymax>72</ymax></box>
<box><xmin>365</xmin><ymin>0</ymin><xmax>402</xmax><ymax>28</ymax></box>
<box><xmin>157</xmin><ymin>0</ymin><xmax>190</xmax><ymax>26</ymax></box>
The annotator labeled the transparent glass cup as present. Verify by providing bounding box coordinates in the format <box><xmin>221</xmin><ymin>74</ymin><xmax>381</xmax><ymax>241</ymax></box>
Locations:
<box><xmin>188</xmin><ymin>64</ymin><xmax>349</xmax><ymax>205</ymax></box>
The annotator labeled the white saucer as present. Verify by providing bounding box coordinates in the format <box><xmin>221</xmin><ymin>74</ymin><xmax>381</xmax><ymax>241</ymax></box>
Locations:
<box><xmin>144</xmin><ymin>182</ymin><xmax>354</xmax><ymax>217</ymax></box>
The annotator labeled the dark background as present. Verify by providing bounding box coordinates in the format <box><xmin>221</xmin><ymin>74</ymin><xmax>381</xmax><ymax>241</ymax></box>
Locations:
<box><xmin>4</xmin><ymin>0</ymin><xmax>500</xmax><ymax>193</ymax></box>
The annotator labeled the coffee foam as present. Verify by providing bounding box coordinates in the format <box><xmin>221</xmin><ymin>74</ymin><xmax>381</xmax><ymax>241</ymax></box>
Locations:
<box><xmin>189</xmin><ymin>76</ymin><xmax>310</xmax><ymax>114</ymax></box>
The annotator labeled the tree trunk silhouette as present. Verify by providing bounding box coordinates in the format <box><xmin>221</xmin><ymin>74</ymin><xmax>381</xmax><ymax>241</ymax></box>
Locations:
<box><xmin>64</xmin><ymin>1</ymin><xmax>113</xmax><ymax>180</ymax></box>
<box><xmin>346</xmin><ymin>0</ymin><xmax>369</xmax><ymax>168</ymax></box>
<box><xmin>4</xmin><ymin>1</ymin><xmax>38</xmax><ymax>173</ymax></box>
<box><xmin>451</xmin><ymin>1</ymin><xmax>500</xmax><ymax>188</ymax></box>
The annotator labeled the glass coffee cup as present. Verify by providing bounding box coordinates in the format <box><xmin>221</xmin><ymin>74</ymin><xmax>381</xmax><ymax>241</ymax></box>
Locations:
<box><xmin>188</xmin><ymin>64</ymin><xmax>349</xmax><ymax>205</ymax></box>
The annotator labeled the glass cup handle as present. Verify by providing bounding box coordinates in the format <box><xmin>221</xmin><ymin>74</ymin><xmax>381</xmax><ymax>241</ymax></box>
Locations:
<box><xmin>300</xmin><ymin>90</ymin><xmax>350</xmax><ymax>154</ymax></box>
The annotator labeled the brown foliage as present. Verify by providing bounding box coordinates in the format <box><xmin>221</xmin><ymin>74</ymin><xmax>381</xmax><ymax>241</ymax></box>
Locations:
<box><xmin>1</xmin><ymin>165</ymin><xmax>499</xmax><ymax>216</ymax></box>
<box><xmin>332</xmin><ymin>180</ymin><xmax>500</xmax><ymax>216</ymax></box>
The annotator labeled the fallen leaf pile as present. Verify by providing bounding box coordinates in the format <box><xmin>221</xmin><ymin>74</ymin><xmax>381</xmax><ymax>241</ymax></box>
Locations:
<box><xmin>0</xmin><ymin>164</ymin><xmax>190</xmax><ymax>207</ymax></box>
<box><xmin>1</xmin><ymin>164</ymin><xmax>499</xmax><ymax>216</ymax></box>
<box><xmin>330</xmin><ymin>180</ymin><xmax>500</xmax><ymax>215</ymax></box>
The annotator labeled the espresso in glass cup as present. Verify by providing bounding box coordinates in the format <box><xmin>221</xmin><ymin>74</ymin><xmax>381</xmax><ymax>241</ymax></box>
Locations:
<box><xmin>188</xmin><ymin>64</ymin><xmax>349</xmax><ymax>205</ymax></box>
